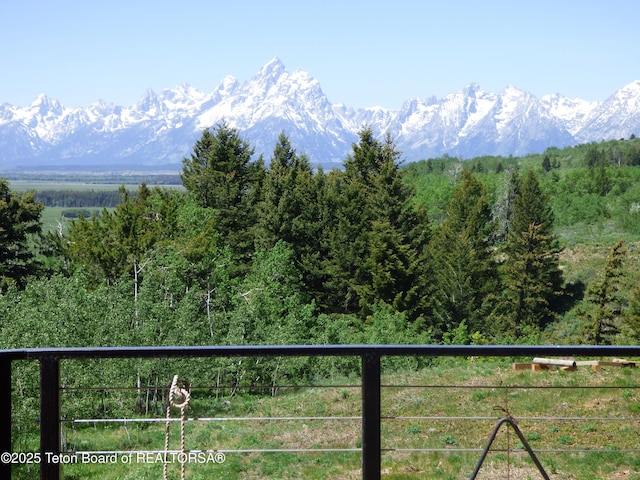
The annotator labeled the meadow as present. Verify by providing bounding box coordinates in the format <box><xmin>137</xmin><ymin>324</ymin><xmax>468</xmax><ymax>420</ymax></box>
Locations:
<box><xmin>11</xmin><ymin>359</ymin><xmax>640</xmax><ymax>479</ymax></box>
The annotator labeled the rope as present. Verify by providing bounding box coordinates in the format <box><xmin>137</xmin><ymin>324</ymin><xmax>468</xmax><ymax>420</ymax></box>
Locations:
<box><xmin>163</xmin><ymin>375</ymin><xmax>191</xmax><ymax>480</ymax></box>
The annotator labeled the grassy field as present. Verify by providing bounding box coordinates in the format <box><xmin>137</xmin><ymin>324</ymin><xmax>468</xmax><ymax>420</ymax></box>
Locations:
<box><xmin>7</xmin><ymin>180</ymin><xmax>151</xmax><ymax>192</ymax></box>
<box><xmin>12</xmin><ymin>360</ymin><xmax>640</xmax><ymax>479</ymax></box>
<box><xmin>8</xmin><ymin>177</ymin><xmax>183</xmax><ymax>233</ymax></box>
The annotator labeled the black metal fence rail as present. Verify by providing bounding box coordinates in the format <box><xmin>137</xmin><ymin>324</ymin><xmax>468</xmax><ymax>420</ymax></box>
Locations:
<box><xmin>2</xmin><ymin>344</ymin><xmax>640</xmax><ymax>480</ymax></box>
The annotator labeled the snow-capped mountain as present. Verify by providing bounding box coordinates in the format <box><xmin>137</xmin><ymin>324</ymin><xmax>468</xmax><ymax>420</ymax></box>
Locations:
<box><xmin>574</xmin><ymin>80</ymin><xmax>640</xmax><ymax>142</ymax></box>
<box><xmin>1</xmin><ymin>57</ymin><xmax>639</xmax><ymax>171</ymax></box>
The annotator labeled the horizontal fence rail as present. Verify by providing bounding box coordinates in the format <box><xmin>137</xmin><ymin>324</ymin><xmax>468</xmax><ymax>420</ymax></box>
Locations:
<box><xmin>2</xmin><ymin>344</ymin><xmax>640</xmax><ymax>480</ymax></box>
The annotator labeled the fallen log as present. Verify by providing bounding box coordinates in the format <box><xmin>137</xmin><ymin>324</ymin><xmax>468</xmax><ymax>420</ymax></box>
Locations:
<box><xmin>612</xmin><ymin>358</ymin><xmax>638</xmax><ymax>366</ymax></box>
<box><xmin>532</xmin><ymin>358</ymin><xmax>577</xmax><ymax>368</ymax></box>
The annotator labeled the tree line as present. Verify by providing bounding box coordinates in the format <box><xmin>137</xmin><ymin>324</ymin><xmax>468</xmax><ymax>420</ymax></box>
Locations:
<box><xmin>34</xmin><ymin>189</ymin><xmax>123</xmax><ymax>208</ymax></box>
<box><xmin>6</xmin><ymin>122</ymin><xmax>638</xmax><ymax>345</ymax></box>
<box><xmin>2</xmin><ymin>123</ymin><xmax>640</xmax><ymax>425</ymax></box>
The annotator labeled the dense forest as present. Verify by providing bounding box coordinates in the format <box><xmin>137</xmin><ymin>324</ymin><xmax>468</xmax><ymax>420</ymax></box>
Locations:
<box><xmin>2</xmin><ymin>124</ymin><xmax>640</xmax><ymax>410</ymax></box>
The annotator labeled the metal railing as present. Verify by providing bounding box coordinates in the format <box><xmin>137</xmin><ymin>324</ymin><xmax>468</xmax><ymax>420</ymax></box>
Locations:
<box><xmin>2</xmin><ymin>344</ymin><xmax>640</xmax><ymax>480</ymax></box>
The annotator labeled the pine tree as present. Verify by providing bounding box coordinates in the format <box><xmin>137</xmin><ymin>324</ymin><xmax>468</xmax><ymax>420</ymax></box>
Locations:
<box><xmin>254</xmin><ymin>133</ymin><xmax>334</xmax><ymax>305</ymax></box>
<box><xmin>65</xmin><ymin>185</ymin><xmax>179</xmax><ymax>286</ymax></box>
<box><xmin>320</xmin><ymin>129</ymin><xmax>431</xmax><ymax>319</ymax></box>
<box><xmin>625</xmin><ymin>285</ymin><xmax>640</xmax><ymax>343</ymax></box>
<box><xmin>494</xmin><ymin>170</ymin><xmax>563</xmax><ymax>335</ymax></box>
<box><xmin>581</xmin><ymin>240</ymin><xmax>627</xmax><ymax>345</ymax></box>
<box><xmin>430</xmin><ymin>169</ymin><xmax>498</xmax><ymax>337</ymax></box>
<box><xmin>180</xmin><ymin>122</ymin><xmax>265</xmax><ymax>268</ymax></box>
<box><xmin>255</xmin><ymin>132</ymin><xmax>313</xmax><ymax>250</ymax></box>
<box><xmin>585</xmin><ymin>144</ymin><xmax>605</xmax><ymax>169</ymax></box>
<box><xmin>0</xmin><ymin>179</ymin><xmax>44</xmax><ymax>290</ymax></box>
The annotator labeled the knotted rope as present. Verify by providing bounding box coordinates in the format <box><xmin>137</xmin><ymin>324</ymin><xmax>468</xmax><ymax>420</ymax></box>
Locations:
<box><xmin>163</xmin><ymin>375</ymin><xmax>191</xmax><ymax>480</ymax></box>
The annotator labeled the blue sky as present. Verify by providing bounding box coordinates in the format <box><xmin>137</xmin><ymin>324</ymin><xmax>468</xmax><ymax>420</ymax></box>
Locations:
<box><xmin>2</xmin><ymin>0</ymin><xmax>639</xmax><ymax>109</ymax></box>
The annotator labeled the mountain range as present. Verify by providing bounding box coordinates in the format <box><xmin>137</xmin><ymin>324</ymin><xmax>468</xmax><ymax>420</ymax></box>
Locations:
<box><xmin>1</xmin><ymin>57</ymin><xmax>640</xmax><ymax>171</ymax></box>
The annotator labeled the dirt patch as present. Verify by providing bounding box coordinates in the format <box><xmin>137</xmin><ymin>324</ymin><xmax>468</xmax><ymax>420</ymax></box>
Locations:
<box><xmin>472</xmin><ymin>462</ymin><xmax>569</xmax><ymax>479</ymax></box>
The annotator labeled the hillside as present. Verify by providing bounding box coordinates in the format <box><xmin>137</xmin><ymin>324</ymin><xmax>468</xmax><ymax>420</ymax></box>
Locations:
<box><xmin>403</xmin><ymin>137</ymin><xmax>640</xmax><ymax>242</ymax></box>
<box><xmin>402</xmin><ymin>138</ymin><xmax>640</xmax><ymax>344</ymax></box>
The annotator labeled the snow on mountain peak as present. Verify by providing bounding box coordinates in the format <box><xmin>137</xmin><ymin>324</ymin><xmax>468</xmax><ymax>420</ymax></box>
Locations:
<box><xmin>610</xmin><ymin>80</ymin><xmax>640</xmax><ymax>111</ymax></box>
<box><xmin>30</xmin><ymin>93</ymin><xmax>63</xmax><ymax>114</ymax></box>
<box><xmin>257</xmin><ymin>57</ymin><xmax>287</xmax><ymax>82</ymax></box>
<box><xmin>462</xmin><ymin>83</ymin><xmax>482</xmax><ymax>97</ymax></box>
<box><xmin>573</xmin><ymin>80</ymin><xmax>640</xmax><ymax>141</ymax></box>
<box><xmin>217</xmin><ymin>75</ymin><xmax>239</xmax><ymax>94</ymax></box>
<box><xmin>1</xmin><ymin>58</ymin><xmax>640</xmax><ymax>169</ymax></box>
<box><xmin>617</xmin><ymin>80</ymin><xmax>640</xmax><ymax>95</ymax></box>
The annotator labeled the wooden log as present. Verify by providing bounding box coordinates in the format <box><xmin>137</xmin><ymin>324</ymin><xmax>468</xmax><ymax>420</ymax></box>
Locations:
<box><xmin>575</xmin><ymin>360</ymin><xmax>634</xmax><ymax>371</ymax></box>
<box><xmin>598</xmin><ymin>361</ymin><xmax>627</xmax><ymax>367</ymax></box>
<box><xmin>612</xmin><ymin>358</ymin><xmax>638</xmax><ymax>367</ymax></box>
<box><xmin>532</xmin><ymin>363</ymin><xmax>550</xmax><ymax>371</ymax></box>
<box><xmin>512</xmin><ymin>363</ymin><xmax>532</xmax><ymax>370</ymax></box>
<box><xmin>532</xmin><ymin>358</ymin><xmax>577</xmax><ymax>367</ymax></box>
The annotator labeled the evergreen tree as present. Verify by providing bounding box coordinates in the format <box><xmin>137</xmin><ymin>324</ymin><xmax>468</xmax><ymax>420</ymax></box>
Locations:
<box><xmin>320</xmin><ymin>129</ymin><xmax>431</xmax><ymax>319</ymax></box>
<box><xmin>430</xmin><ymin>169</ymin><xmax>498</xmax><ymax>337</ymax></box>
<box><xmin>295</xmin><ymin>166</ymin><xmax>335</xmax><ymax>311</ymax></box>
<box><xmin>0</xmin><ymin>179</ymin><xmax>44</xmax><ymax>290</ymax></box>
<box><xmin>585</xmin><ymin>144</ymin><xmax>605</xmax><ymax>169</ymax></box>
<box><xmin>494</xmin><ymin>170</ymin><xmax>563</xmax><ymax>335</ymax></box>
<box><xmin>320</xmin><ymin>165</ymin><xmax>370</xmax><ymax>314</ymax></box>
<box><xmin>581</xmin><ymin>240</ymin><xmax>627</xmax><ymax>345</ymax></box>
<box><xmin>254</xmin><ymin>133</ymin><xmax>336</xmax><ymax>314</ymax></box>
<box><xmin>625</xmin><ymin>284</ymin><xmax>640</xmax><ymax>343</ymax></box>
<box><xmin>180</xmin><ymin>122</ymin><xmax>265</xmax><ymax>267</ymax></box>
<box><xmin>255</xmin><ymin>132</ymin><xmax>314</xmax><ymax>251</ymax></box>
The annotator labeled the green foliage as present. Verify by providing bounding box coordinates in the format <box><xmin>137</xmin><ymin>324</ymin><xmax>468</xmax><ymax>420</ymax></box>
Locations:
<box><xmin>0</xmin><ymin>179</ymin><xmax>45</xmax><ymax>290</ymax></box>
<box><xmin>492</xmin><ymin>170</ymin><xmax>563</xmax><ymax>335</ymax></box>
<box><xmin>6</xmin><ymin>136</ymin><xmax>640</xmax><ymax>479</ymax></box>
<box><xmin>230</xmin><ymin>241</ymin><xmax>314</xmax><ymax>346</ymax></box>
<box><xmin>581</xmin><ymin>240</ymin><xmax>627</xmax><ymax>344</ymax></box>
<box><xmin>4</xmin><ymin>135</ymin><xmax>640</xmax><ymax>402</ymax></box>
<box><xmin>318</xmin><ymin>129</ymin><xmax>431</xmax><ymax>320</ymax></box>
<box><xmin>429</xmin><ymin>169</ymin><xmax>499</xmax><ymax>337</ymax></box>
<box><xmin>64</xmin><ymin>184</ymin><xmax>180</xmax><ymax>285</ymax></box>
<box><xmin>625</xmin><ymin>285</ymin><xmax>640</xmax><ymax>343</ymax></box>
<box><xmin>255</xmin><ymin>132</ymin><xmax>314</xmax><ymax>251</ymax></box>
<box><xmin>180</xmin><ymin>123</ymin><xmax>265</xmax><ymax>267</ymax></box>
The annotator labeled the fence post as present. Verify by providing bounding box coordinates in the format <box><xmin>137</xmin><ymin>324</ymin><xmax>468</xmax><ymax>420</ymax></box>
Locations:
<box><xmin>361</xmin><ymin>352</ymin><xmax>381</xmax><ymax>480</ymax></box>
<box><xmin>0</xmin><ymin>358</ymin><xmax>11</xmax><ymax>479</ymax></box>
<box><xmin>40</xmin><ymin>357</ymin><xmax>60</xmax><ymax>480</ymax></box>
